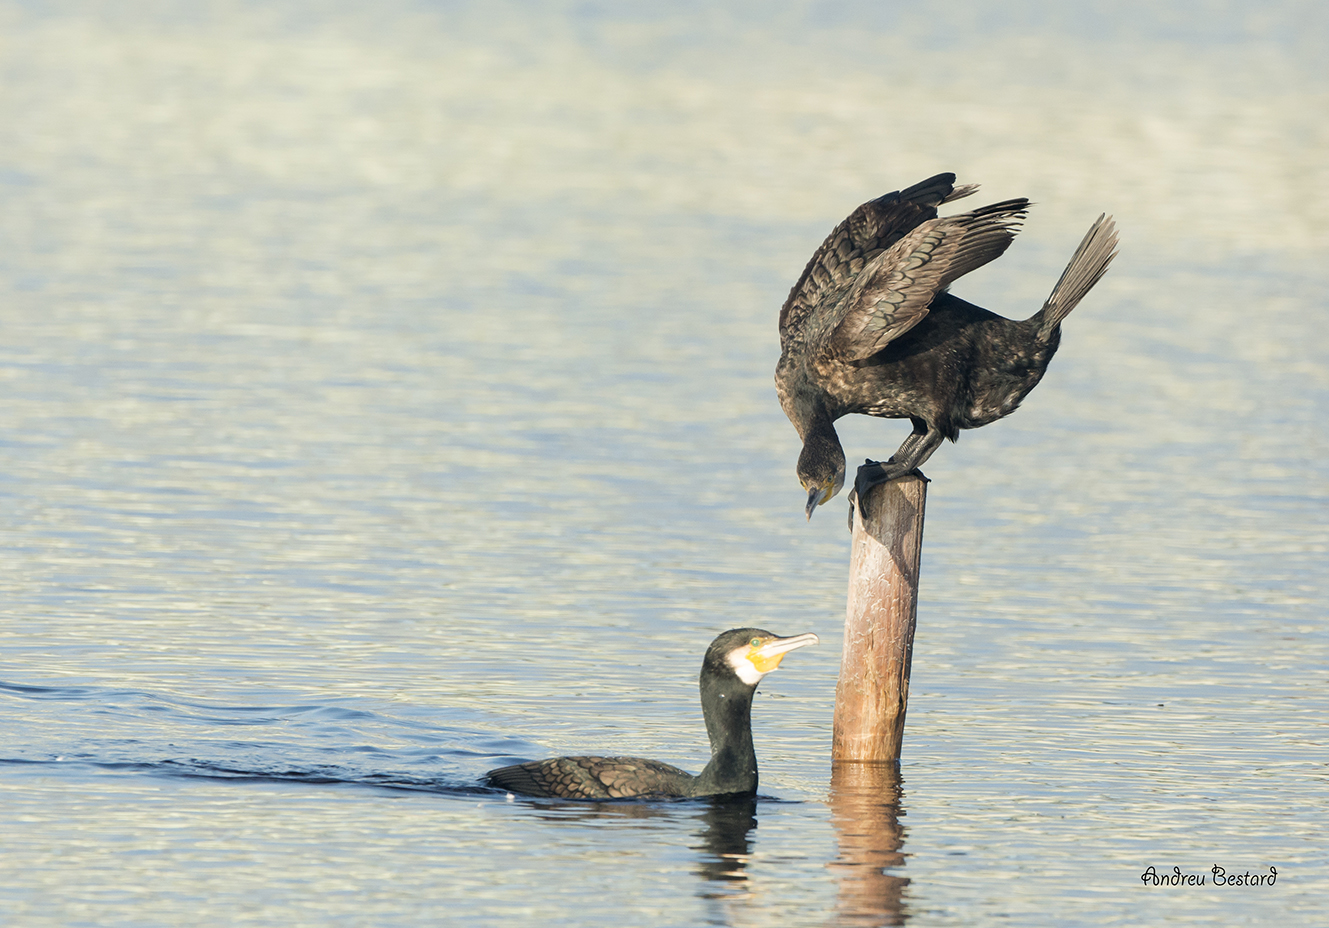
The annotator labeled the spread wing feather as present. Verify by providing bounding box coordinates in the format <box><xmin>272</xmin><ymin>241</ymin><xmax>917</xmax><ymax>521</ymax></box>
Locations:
<box><xmin>487</xmin><ymin>756</ymin><xmax>696</xmax><ymax>799</ymax></box>
<box><xmin>828</xmin><ymin>198</ymin><xmax>1030</xmax><ymax>361</ymax></box>
<box><xmin>779</xmin><ymin>173</ymin><xmax>977</xmax><ymax>349</ymax></box>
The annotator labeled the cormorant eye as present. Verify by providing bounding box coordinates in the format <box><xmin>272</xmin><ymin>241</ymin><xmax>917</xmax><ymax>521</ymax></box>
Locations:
<box><xmin>750</xmin><ymin>637</ymin><xmax>761</xmax><ymax>648</ymax></box>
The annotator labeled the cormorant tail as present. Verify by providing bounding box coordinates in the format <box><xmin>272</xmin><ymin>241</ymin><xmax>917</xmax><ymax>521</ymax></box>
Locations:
<box><xmin>486</xmin><ymin>762</ymin><xmax>550</xmax><ymax>796</ymax></box>
<box><xmin>1032</xmin><ymin>214</ymin><xmax>1118</xmax><ymax>342</ymax></box>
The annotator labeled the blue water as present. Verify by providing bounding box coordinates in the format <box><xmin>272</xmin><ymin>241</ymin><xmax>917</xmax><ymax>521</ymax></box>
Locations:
<box><xmin>1</xmin><ymin>681</ymin><xmax>508</xmax><ymax>792</ymax></box>
<box><xmin>2</xmin><ymin>1</ymin><xmax>1326</xmax><ymax>925</ymax></box>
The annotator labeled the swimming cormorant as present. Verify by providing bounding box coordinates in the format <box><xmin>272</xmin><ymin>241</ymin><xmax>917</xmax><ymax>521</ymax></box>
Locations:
<box><xmin>776</xmin><ymin>173</ymin><xmax>1118</xmax><ymax>521</ymax></box>
<box><xmin>485</xmin><ymin>628</ymin><xmax>818</xmax><ymax>799</ymax></box>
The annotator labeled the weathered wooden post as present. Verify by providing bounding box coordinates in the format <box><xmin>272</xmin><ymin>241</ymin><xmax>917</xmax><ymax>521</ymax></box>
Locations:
<box><xmin>832</xmin><ymin>473</ymin><xmax>927</xmax><ymax>762</ymax></box>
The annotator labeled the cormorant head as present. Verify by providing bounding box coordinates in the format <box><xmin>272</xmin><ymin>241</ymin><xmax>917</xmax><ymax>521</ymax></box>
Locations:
<box><xmin>705</xmin><ymin>628</ymin><xmax>819</xmax><ymax>687</ymax></box>
<box><xmin>796</xmin><ymin>432</ymin><xmax>845</xmax><ymax>520</ymax></box>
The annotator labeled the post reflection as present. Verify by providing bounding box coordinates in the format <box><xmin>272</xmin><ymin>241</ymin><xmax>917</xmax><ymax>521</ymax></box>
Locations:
<box><xmin>828</xmin><ymin>762</ymin><xmax>910</xmax><ymax>926</ymax></box>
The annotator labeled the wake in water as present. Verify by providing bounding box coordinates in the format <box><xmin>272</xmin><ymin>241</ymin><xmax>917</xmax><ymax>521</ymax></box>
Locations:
<box><xmin>0</xmin><ymin>680</ymin><xmax>520</xmax><ymax>796</ymax></box>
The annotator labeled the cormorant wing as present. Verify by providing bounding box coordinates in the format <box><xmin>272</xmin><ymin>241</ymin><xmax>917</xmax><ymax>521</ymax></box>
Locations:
<box><xmin>488</xmin><ymin>756</ymin><xmax>695</xmax><ymax>799</ymax></box>
<box><xmin>778</xmin><ymin>173</ymin><xmax>977</xmax><ymax>350</ymax></box>
<box><xmin>582</xmin><ymin>756</ymin><xmax>696</xmax><ymax>798</ymax></box>
<box><xmin>828</xmin><ymin>198</ymin><xmax>1030</xmax><ymax>361</ymax></box>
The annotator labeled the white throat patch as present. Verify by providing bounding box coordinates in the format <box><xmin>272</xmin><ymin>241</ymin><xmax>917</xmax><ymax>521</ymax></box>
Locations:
<box><xmin>726</xmin><ymin>649</ymin><xmax>766</xmax><ymax>686</ymax></box>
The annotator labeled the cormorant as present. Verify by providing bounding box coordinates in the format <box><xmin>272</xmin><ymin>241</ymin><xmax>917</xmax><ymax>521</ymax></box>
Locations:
<box><xmin>776</xmin><ymin>173</ymin><xmax>1118</xmax><ymax>521</ymax></box>
<box><xmin>485</xmin><ymin>628</ymin><xmax>818</xmax><ymax>799</ymax></box>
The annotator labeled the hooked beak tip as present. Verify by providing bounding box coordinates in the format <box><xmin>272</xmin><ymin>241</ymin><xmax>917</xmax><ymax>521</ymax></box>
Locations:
<box><xmin>757</xmin><ymin>632</ymin><xmax>820</xmax><ymax>660</ymax></box>
<box><xmin>804</xmin><ymin>486</ymin><xmax>821</xmax><ymax>520</ymax></box>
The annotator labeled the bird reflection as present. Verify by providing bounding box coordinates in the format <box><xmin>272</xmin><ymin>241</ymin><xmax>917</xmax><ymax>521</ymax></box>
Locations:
<box><xmin>520</xmin><ymin>792</ymin><xmax>759</xmax><ymax>914</ymax></box>
<box><xmin>693</xmin><ymin>796</ymin><xmax>758</xmax><ymax>888</ymax></box>
<box><xmin>517</xmin><ymin>792</ymin><xmax>758</xmax><ymax>890</ymax></box>
<box><xmin>828</xmin><ymin>762</ymin><xmax>910</xmax><ymax>926</ymax></box>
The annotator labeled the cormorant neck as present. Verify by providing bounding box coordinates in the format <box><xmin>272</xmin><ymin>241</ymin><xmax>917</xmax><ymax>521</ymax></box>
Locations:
<box><xmin>789</xmin><ymin>392</ymin><xmax>836</xmax><ymax>442</ymax></box>
<box><xmin>691</xmin><ymin>672</ymin><xmax>759</xmax><ymax>797</ymax></box>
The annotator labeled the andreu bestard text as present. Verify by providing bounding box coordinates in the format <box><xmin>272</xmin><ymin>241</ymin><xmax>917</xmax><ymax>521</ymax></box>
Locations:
<box><xmin>1140</xmin><ymin>865</ymin><xmax>1278</xmax><ymax>887</ymax></box>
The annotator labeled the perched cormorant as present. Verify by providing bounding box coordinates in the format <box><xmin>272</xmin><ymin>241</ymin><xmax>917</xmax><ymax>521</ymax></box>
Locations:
<box><xmin>776</xmin><ymin>173</ymin><xmax>1118</xmax><ymax>521</ymax></box>
<box><xmin>485</xmin><ymin>628</ymin><xmax>818</xmax><ymax>799</ymax></box>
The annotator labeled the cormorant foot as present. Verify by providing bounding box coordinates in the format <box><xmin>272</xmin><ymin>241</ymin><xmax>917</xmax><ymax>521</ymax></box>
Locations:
<box><xmin>854</xmin><ymin>459</ymin><xmax>890</xmax><ymax>505</ymax></box>
<box><xmin>854</xmin><ymin>457</ymin><xmax>926</xmax><ymax>515</ymax></box>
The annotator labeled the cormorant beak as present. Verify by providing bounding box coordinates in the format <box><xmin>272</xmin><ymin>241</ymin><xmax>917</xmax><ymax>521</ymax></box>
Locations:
<box><xmin>805</xmin><ymin>485</ymin><xmax>823</xmax><ymax>520</ymax></box>
<box><xmin>749</xmin><ymin>632</ymin><xmax>820</xmax><ymax>674</ymax></box>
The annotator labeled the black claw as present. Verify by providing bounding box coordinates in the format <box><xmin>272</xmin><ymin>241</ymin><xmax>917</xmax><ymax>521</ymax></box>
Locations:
<box><xmin>853</xmin><ymin>461</ymin><xmax>887</xmax><ymax>507</ymax></box>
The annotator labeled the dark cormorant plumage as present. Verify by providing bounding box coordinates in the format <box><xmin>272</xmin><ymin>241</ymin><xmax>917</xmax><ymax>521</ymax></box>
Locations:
<box><xmin>485</xmin><ymin>628</ymin><xmax>818</xmax><ymax>799</ymax></box>
<box><xmin>776</xmin><ymin>173</ymin><xmax>1118</xmax><ymax>520</ymax></box>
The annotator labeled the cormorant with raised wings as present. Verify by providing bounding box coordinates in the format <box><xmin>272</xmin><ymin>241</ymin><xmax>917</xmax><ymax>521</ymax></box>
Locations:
<box><xmin>776</xmin><ymin>173</ymin><xmax>1117</xmax><ymax>521</ymax></box>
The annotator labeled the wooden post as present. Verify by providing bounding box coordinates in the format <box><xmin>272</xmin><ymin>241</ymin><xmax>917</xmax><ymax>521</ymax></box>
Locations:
<box><xmin>832</xmin><ymin>473</ymin><xmax>927</xmax><ymax>762</ymax></box>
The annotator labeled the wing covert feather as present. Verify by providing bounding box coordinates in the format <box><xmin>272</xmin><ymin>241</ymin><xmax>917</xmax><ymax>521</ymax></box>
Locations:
<box><xmin>487</xmin><ymin>756</ymin><xmax>695</xmax><ymax>799</ymax></box>
<box><xmin>778</xmin><ymin>173</ymin><xmax>977</xmax><ymax>348</ymax></box>
<box><xmin>829</xmin><ymin>198</ymin><xmax>1030</xmax><ymax>360</ymax></box>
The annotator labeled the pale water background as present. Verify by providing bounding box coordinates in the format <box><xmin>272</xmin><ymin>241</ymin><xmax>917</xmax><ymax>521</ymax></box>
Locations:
<box><xmin>1</xmin><ymin>2</ymin><xmax>1326</xmax><ymax>925</ymax></box>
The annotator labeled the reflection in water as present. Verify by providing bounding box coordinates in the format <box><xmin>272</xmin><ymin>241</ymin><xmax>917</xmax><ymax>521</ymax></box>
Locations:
<box><xmin>520</xmin><ymin>792</ymin><xmax>760</xmax><ymax>923</ymax></box>
<box><xmin>533</xmin><ymin>796</ymin><xmax>758</xmax><ymax>883</ymax></box>
<box><xmin>828</xmin><ymin>763</ymin><xmax>910</xmax><ymax>926</ymax></box>
<box><xmin>525</xmin><ymin>798</ymin><xmax>690</xmax><ymax>825</ymax></box>
<box><xmin>693</xmin><ymin>796</ymin><xmax>758</xmax><ymax>888</ymax></box>
<box><xmin>694</xmin><ymin>797</ymin><xmax>759</xmax><ymax>928</ymax></box>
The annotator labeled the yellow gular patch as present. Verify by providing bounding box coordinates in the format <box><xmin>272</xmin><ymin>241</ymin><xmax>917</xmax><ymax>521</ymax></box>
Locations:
<box><xmin>748</xmin><ymin>644</ymin><xmax>785</xmax><ymax>674</ymax></box>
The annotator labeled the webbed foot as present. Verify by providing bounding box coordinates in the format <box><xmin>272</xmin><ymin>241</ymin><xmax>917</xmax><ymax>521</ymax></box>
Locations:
<box><xmin>851</xmin><ymin>458</ymin><xmax>930</xmax><ymax>528</ymax></box>
<box><xmin>854</xmin><ymin>457</ymin><xmax>896</xmax><ymax>504</ymax></box>
<box><xmin>848</xmin><ymin>459</ymin><xmax>889</xmax><ymax>530</ymax></box>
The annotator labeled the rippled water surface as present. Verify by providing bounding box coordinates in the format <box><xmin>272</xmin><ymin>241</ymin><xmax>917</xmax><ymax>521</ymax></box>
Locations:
<box><xmin>2</xmin><ymin>2</ymin><xmax>1326</xmax><ymax>925</ymax></box>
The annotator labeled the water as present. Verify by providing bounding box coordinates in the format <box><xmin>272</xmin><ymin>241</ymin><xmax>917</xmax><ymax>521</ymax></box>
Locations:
<box><xmin>2</xmin><ymin>2</ymin><xmax>1326</xmax><ymax>925</ymax></box>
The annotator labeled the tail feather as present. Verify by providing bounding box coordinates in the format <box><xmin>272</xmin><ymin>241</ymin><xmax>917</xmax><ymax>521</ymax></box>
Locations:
<box><xmin>943</xmin><ymin>182</ymin><xmax>980</xmax><ymax>203</ymax></box>
<box><xmin>1034</xmin><ymin>214</ymin><xmax>1118</xmax><ymax>341</ymax></box>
